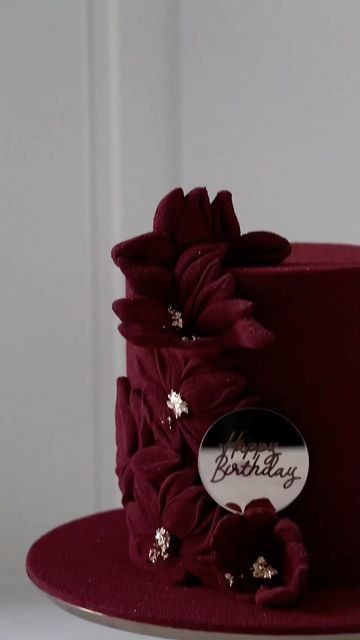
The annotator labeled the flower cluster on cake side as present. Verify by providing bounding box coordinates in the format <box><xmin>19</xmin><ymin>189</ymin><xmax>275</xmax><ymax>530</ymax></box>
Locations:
<box><xmin>112</xmin><ymin>187</ymin><xmax>309</xmax><ymax>607</ymax></box>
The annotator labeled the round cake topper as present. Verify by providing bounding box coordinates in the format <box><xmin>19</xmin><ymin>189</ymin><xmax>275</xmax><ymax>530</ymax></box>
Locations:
<box><xmin>198</xmin><ymin>407</ymin><xmax>309</xmax><ymax>514</ymax></box>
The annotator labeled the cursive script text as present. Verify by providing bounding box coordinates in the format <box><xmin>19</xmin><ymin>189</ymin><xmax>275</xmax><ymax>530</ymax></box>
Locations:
<box><xmin>210</xmin><ymin>431</ymin><xmax>301</xmax><ymax>490</ymax></box>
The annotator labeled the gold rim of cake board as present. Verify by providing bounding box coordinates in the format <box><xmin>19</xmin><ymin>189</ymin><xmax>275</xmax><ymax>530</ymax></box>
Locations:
<box><xmin>47</xmin><ymin>593</ymin><xmax>360</xmax><ymax>640</ymax></box>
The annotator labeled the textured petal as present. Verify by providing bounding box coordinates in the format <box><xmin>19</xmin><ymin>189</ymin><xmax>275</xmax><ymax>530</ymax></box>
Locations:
<box><xmin>131</xmin><ymin>444</ymin><xmax>181</xmax><ymax>489</ymax></box>
<box><xmin>163</xmin><ymin>486</ymin><xmax>207</xmax><ymax>538</ymax></box>
<box><xmin>159</xmin><ymin>468</ymin><xmax>198</xmax><ymax>511</ymax></box>
<box><xmin>255</xmin><ymin>540</ymin><xmax>309</xmax><ymax>606</ymax></box>
<box><xmin>118</xmin><ymin>260</ymin><xmax>172</xmax><ymax>297</ymax></box>
<box><xmin>194</xmin><ymin>272</ymin><xmax>234</xmax><ymax>314</ymax></box>
<box><xmin>180</xmin><ymin>263</ymin><xmax>222</xmax><ymax>329</ymax></box>
<box><xmin>175</xmin><ymin>244</ymin><xmax>227</xmax><ymax>303</ymax></box>
<box><xmin>221</xmin><ymin>316</ymin><xmax>275</xmax><ymax>349</ymax></box>
<box><xmin>118</xmin><ymin>323</ymin><xmax>182</xmax><ymax>349</ymax></box>
<box><xmin>244</xmin><ymin>498</ymin><xmax>277</xmax><ymax>523</ymax></box>
<box><xmin>113</xmin><ymin>297</ymin><xmax>171</xmax><ymax>330</ymax></box>
<box><xmin>211</xmin><ymin>190</ymin><xmax>241</xmax><ymax>241</ymax></box>
<box><xmin>153</xmin><ymin>187</ymin><xmax>185</xmax><ymax>236</ymax></box>
<box><xmin>127</xmin><ymin>480</ymin><xmax>159</xmax><ymax>539</ymax></box>
<box><xmin>119</xmin><ymin>465</ymin><xmax>135</xmax><ymax>506</ymax></box>
<box><xmin>134</xmin><ymin>347</ymin><xmax>184</xmax><ymax>391</ymax></box>
<box><xmin>156</xmin><ymin>187</ymin><xmax>214</xmax><ymax>250</ymax></box>
<box><xmin>125</xmin><ymin>501</ymin><xmax>152</xmax><ymax>563</ymax></box>
<box><xmin>153</xmin><ymin>187</ymin><xmax>242</xmax><ymax>249</ymax></box>
<box><xmin>182</xmin><ymin>369</ymin><xmax>247</xmax><ymax>414</ymax></box>
<box><xmin>129</xmin><ymin>389</ymin><xmax>154</xmax><ymax>449</ymax></box>
<box><xmin>176</xmin><ymin>188</ymin><xmax>213</xmax><ymax>248</ymax></box>
<box><xmin>228</xmin><ymin>231</ymin><xmax>291</xmax><ymax>265</ymax></box>
<box><xmin>153</xmin><ymin>348</ymin><xmax>186</xmax><ymax>390</ymax></box>
<box><xmin>273</xmin><ymin>517</ymin><xmax>304</xmax><ymax>544</ymax></box>
<box><xmin>211</xmin><ymin>500</ymin><xmax>309</xmax><ymax>607</ymax></box>
<box><xmin>196</xmin><ymin>299</ymin><xmax>254</xmax><ymax>333</ymax></box>
<box><xmin>115</xmin><ymin>377</ymin><xmax>137</xmax><ymax>479</ymax></box>
<box><xmin>211</xmin><ymin>513</ymin><xmax>249</xmax><ymax>574</ymax></box>
<box><xmin>112</xmin><ymin>232</ymin><xmax>175</xmax><ymax>268</ymax></box>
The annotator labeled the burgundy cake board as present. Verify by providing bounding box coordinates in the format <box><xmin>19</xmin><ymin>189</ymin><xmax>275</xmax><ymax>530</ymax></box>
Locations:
<box><xmin>26</xmin><ymin>509</ymin><xmax>360</xmax><ymax>638</ymax></box>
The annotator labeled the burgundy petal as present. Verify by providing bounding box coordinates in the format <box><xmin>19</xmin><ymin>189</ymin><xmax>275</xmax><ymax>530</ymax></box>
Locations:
<box><xmin>255</xmin><ymin>539</ymin><xmax>309</xmax><ymax>606</ymax></box>
<box><xmin>221</xmin><ymin>316</ymin><xmax>275</xmax><ymax>350</ymax></box>
<box><xmin>129</xmin><ymin>389</ymin><xmax>154</xmax><ymax>449</ymax></box>
<box><xmin>118</xmin><ymin>324</ymin><xmax>182</xmax><ymax>349</ymax></box>
<box><xmin>127</xmin><ymin>480</ymin><xmax>159</xmax><ymax>538</ymax></box>
<box><xmin>120</xmin><ymin>466</ymin><xmax>135</xmax><ymax>505</ymax></box>
<box><xmin>153</xmin><ymin>187</ymin><xmax>185</xmax><ymax>237</ymax></box>
<box><xmin>155</xmin><ymin>187</ymin><xmax>216</xmax><ymax>250</ymax></box>
<box><xmin>113</xmin><ymin>297</ymin><xmax>171</xmax><ymax>329</ymax></box>
<box><xmin>112</xmin><ymin>232</ymin><xmax>175</xmax><ymax>268</ymax></box>
<box><xmin>228</xmin><ymin>231</ymin><xmax>291</xmax><ymax>265</ymax></box>
<box><xmin>115</xmin><ymin>378</ymin><xmax>137</xmax><ymax>489</ymax></box>
<box><xmin>175</xmin><ymin>242</ymin><xmax>226</xmax><ymax>280</ymax></box>
<box><xmin>211</xmin><ymin>513</ymin><xmax>249</xmax><ymax>574</ymax></box>
<box><xmin>196</xmin><ymin>299</ymin><xmax>254</xmax><ymax>333</ymax></box>
<box><xmin>211</xmin><ymin>190</ymin><xmax>241</xmax><ymax>241</ymax></box>
<box><xmin>121</xmin><ymin>323</ymin><xmax>219</xmax><ymax>351</ymax></box>
<box><xmin>176</xmin><ymin>188</ymin><xmax>213</xmax><ymax>248</ymax></box>
<box><xmin>118</xmin><ymin>260</ymin><xmax>173</xmax><ymax>298</ymax></box>
<box><xmin>194</xmin><ymin>272</ymin><xmax>234</xmax><ymax>314</ymax></box>
<box><xmin>125</xmin><ymin>501</ymin><xmax>152</xmax><ymax>562</ymax></box>
<box><xmin>182</xmin><ymin>370</ymin><xmax>247</xmax><ymax>414</ymax></box>
<box><xmin>159</xmin><ymin>468</ymin><xmax>198</xmax><ymax>511</ymax></box>
<box><xmin>163</xmin><ymin>486</ymin><xmax>208</xmax><ymax>538</ymax></box>
<box><xmin>131</xmin><ymin>445</ymin><xmax>181</xmax><ymax>489</ymax></box>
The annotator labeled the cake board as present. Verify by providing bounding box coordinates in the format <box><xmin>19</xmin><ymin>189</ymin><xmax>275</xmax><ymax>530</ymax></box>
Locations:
<box><xmin>42</xmin><ymin>597</ymin><xmax>360</xmax><ymax>640</ymax></box>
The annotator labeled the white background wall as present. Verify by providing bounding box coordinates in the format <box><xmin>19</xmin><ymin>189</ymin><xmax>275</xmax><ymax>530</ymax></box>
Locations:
<box><xmin>1</xmin><ymin>1</ymin><xmax>360</xmax><ymax>638</ymax></box>
<box><xmin>180</xmin><ymin>0</ymin><xmax>360</xmax><ymax>242</ymax></box>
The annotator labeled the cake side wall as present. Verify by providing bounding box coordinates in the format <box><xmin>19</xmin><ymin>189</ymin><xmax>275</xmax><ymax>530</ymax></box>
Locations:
<box><xmin>119</xmin><ymin>259</ymin><xmax>360</xmax><ymax>587</ymax></box>
<box><xmin>233</xmin><ymin>265</ymin><xmax>360</xmax><ymax>585</ymax></box>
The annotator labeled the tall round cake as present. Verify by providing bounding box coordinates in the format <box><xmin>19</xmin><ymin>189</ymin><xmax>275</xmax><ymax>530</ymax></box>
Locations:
<box><xmin>26</xmin><ymin>186</ymin><xmax>360</xmax><ymax>637</ymax></box>
<box><xmin>112</xmin><ymin>187</ymin><xmax>360</xmax><ymax>608</ymax></box>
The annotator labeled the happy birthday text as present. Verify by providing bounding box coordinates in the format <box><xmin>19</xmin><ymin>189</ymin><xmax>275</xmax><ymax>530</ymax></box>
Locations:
<box><xmin>210</xmin><ymin>430</ymin><xmax>301</xmax><ymax>490</ymax></box>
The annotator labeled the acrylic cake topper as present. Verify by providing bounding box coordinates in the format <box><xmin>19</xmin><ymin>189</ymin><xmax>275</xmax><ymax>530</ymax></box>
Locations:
<box><xmin>198</xmin><ymin>407</ymin><xmax>309</xmax><ymax>513</ymax></box>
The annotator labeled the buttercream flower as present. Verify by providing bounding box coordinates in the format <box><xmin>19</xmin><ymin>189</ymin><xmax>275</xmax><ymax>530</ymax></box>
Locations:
<box><xmin>112</xmin><ymin>187</ymin><xmax>290</xmax><ymax>286</ymax></box>
<box><xmin>112</xmin><ymin>187</ymin><xmax>308</xmax><ymax>607</ymax></box>
<box><xmin>153</xmin><ymin>187</ymin><xmax>291</xmax><ymax>263</ymax></box>
<box><xmin>116</xmin><ymin>377</ymin><xmax>309</xmax><ymax>603</ymax></box>
<box><xmin>131</xmin><ymin>346</ymin><xmax>257</xmax><ymax>453</ymax></box>
<box><xmin>126</xmin><ymin>466</ymin><xmax>221</xmax><ymax>586</ymax></box>
<box><xmin>211</xmin><ymin>499</ymin><xmax>309</xmax><ymax>607</ymax></box>
<box><xmin>113</xmin><ymin>242</ymin><xmax>273</xmax><ymax>351</ymax></box>
<box><xmin>153</xmin><ymin>187</ymin><xmax>241</xmax><ymax>251</ymax></box>
<box><xmin>112</xmin><ymin>188</ymin><xmax>290</xmax><ymax>351</ymax></box>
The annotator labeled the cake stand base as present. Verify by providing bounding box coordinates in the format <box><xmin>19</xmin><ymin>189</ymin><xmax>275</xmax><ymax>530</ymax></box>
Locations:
<box><xmin>47</xmin><ymin>593</ymin><xmax>360</xmax><ymax>640</ymax></box>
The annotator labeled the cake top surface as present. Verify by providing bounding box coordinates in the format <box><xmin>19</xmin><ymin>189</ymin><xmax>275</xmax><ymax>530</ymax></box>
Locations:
<box><xmin>286</xmin><ymin>242</ymin><xmax>360</xmax><ymax>266</ymax></box>
<box><xmin>233</xmin><ymin>241</ymin><xmax>360</xmax><ymax>272</ymax></box>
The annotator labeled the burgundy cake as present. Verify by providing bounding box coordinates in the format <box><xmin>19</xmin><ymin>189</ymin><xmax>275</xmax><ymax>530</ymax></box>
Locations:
<box><xmin>27</xmin><ymin>187</ymin><xmax>360</xmax><ymax>635</ymax></box>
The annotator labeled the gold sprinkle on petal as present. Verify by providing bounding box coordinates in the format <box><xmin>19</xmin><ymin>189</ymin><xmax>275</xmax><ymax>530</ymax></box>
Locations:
<box><xmin>149</xmin><ymin>547</ymin><xmax>159</xmax><ymax>564</ymax></box>
<box><xmin>224</xmin><ymin>572</ymin><xmax>235</xmax><ymax>588</ymax></box>
<box><xmin>167</xmin><ymin>390</ymin><xmax>189</xmax><ymax>419</ymax></box>
<box><xmin>252</xmin><ymin>556</ymin><xmax>278</xmax><ymax>580</ymax></box>
<box><xmin>155</xmin><ymin>527</ymin><xmax>170</xmax><ymax>551</ymax></box>
<box><xmin>168</xmin><ymin>306</ymin><xmax>183</xmax><ymax>330</ymax></box>
<box><xmin>148</xmin><ymin>527</ymin><xmax>171</xmax><ymax>564</ymax></box>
